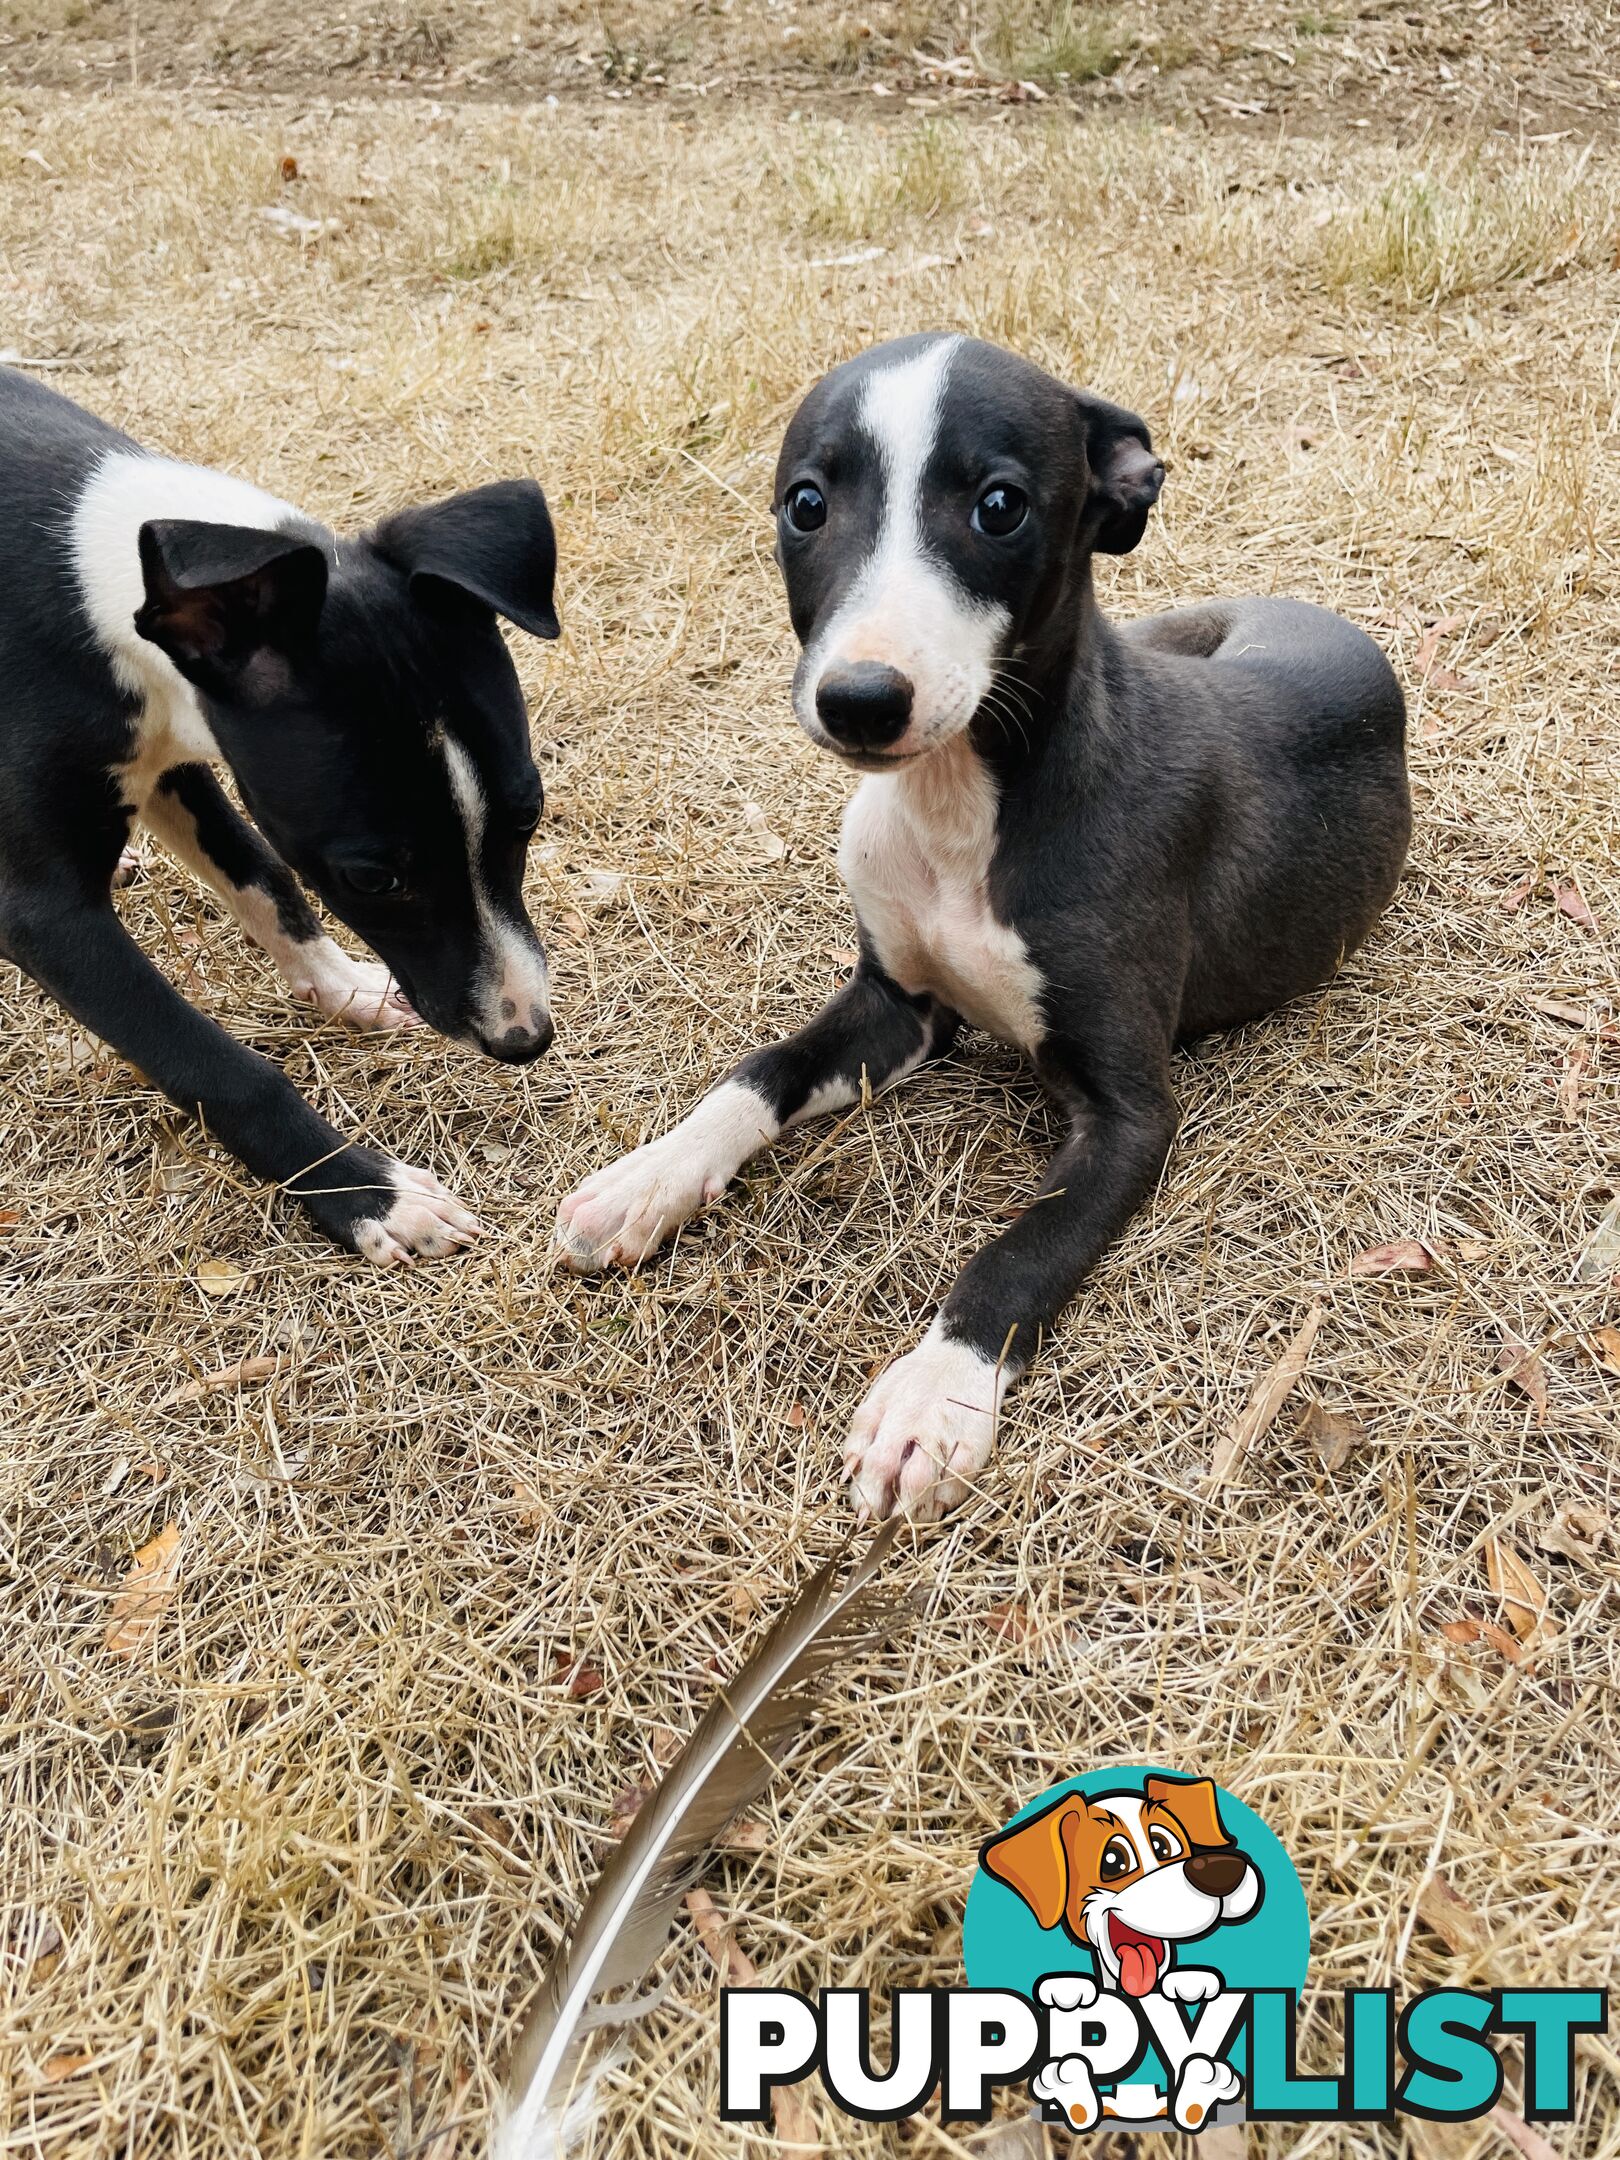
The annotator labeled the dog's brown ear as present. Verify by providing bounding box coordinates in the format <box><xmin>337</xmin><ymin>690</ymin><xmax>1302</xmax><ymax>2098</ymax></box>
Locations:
<box><xmin>980</xmin><ymin>1796</ymin><xmax>1078</xmax><ymax>1930</ymax></box>
<box><xmin>1074</xmin><ymin>390</ymin><xmax>1165</xmax><ymax>556</ymax></box>
<box><xmin>1145</xmin><ymin>1775</ymin><xmax>1233</xmax><ymax>1850</ymax></box>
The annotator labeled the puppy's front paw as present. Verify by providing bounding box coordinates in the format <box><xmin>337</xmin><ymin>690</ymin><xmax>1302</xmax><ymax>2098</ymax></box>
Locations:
<box><xmin>298</xmin><ymin>1149</ymin><xmax>481</xmax><ymax>1264</ymax></box>
<box><xmin>553</xmin><ymin>1083</ymin><xmax>775</xmax><ymax>1272</ymax></box>
<box><xmin>553</xmin><ymin>1135</ymin><xmax>711</xmax><ymax>1271</ymax></box>
<box><xmin>353</xmin><ymin>1159</ymin><xmax>482</xmax><ymax>1266</ymax></box>
<box><xmin>843</xmin><ymin>1322</ymin><xmax>1007</xmax><ymax>1523</ymax></box>
<box><xmin>294</xmin><ymin>952</ymin><xmax>421</xmax><ymax>1033</ymax></box>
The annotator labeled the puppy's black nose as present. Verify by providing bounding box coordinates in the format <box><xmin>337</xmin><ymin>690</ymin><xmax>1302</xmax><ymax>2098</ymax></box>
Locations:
<box><xmin>1186</xmin><ymin>1850</ymin><xmax>1248</xmax><ymax>1898</ymax></box>
<box><xmin>491</xmin><ymin>1010</ymin><xmax>554</xmax><ymax>1063</ymax></box>
<box><xmin>815</xmin><ymin>661</ymin><xmax>914</xmax><ymax>750</ymax></box>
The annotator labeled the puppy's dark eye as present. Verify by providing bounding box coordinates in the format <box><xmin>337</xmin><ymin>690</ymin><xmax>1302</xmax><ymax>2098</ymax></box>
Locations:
<box><xmin>1148</xmin><ymin>1828</ymin><xmax>1181</xmax><ymax>1863</ymax></box>
<box><xmin>973</xmin><ymin>484</ymin><xmax>1029</xmax><ymax>537</ymax></box>
<box><xmin>783</xmin><ymin>482</ymin><xmax>827</xmax><ymax>533</ymax></box>
<box><xmin>342</xmin><ymin>865</ymin><xmax>405</xmax><ymax>898</ymax></box>
<box><xmin>1100</xmin><ymin>1836</ymin><xmax>1135</xmax><ymax>1882</ymax></box>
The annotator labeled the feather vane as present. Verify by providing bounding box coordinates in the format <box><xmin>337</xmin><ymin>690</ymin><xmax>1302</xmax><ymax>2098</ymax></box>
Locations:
<box><xmin>494</xmin><ymin>1522</ymin><xmax>906</xmax><ymax>2159</ymax></box>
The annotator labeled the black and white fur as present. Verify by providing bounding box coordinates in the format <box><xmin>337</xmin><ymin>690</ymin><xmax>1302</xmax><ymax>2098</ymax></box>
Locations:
<box><xmin>556</xmin><ymin>334</ymin><xmax>1410</xmax><ymax>1515</ymax></box>
<box><xmin>0</xmin><ymin>367</ymin><xmax>560</xmax><ymax>1264</ymax></box>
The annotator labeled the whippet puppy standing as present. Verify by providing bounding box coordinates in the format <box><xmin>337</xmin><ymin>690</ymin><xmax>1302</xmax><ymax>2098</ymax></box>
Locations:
<box><xmin>557</xmin><ymin>334</ymin><xmax>1410</xmax><ymax>1518</ymax></box>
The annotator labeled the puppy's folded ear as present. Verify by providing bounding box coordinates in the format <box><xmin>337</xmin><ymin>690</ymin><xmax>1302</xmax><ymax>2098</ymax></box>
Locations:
<box><xmin>1144</xmin><ymin>1774</ymin><xmax>1233</xmax><ymax>1850</ymax></box>
<box><xmin>1075</xmin><ymin>390</ymin><xmax>1165</xmax><ymax>555</ymax></box>
<box><xmin>374</xmin><ymin>478</ymin><xmax>560</xmax><ymax>640</ymax></box>
<box><xmin>135</xmin><ymin>521</ymin><xmax>328</xmax><ymax>677</ymax></box>
<box><xmin>980</xmin><ymin>1795</ymin><xmax>1079</xmax><ymax>1931</ymax></box>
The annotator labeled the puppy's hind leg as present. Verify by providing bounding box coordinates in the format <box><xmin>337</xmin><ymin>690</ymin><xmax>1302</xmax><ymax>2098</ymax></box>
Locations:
<box><xmin>555</xmin><ymin>964</ymin><xmax>951</xmax><ymax>1271</ymax></box>
<box><xmin>139</xmin><ymin>763</ymin><xmax>419</xmax><ymax>1032</ymax></box>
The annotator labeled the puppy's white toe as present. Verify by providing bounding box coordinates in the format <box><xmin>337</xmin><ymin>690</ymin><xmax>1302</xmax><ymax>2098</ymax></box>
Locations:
<box><xmin>112</xmin><ymin>846</ymin><xmax>143</xmax><ymax>888</ymax></box>
<box><xmin>355</xmin><ymin>1161</ymin><xmax>482</xmax><ymax>1266</ymax></box>
<box><xmin>843</xmin><ymin>1321</ymin><xmax>1007</xmax><ymax>1523</ymax></box>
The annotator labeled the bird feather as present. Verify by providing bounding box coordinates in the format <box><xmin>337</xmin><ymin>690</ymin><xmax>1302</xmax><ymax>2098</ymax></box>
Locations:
<box><xmin>493</xmin><ymin>1521</ymin><xmax>907</xmax><ymax>2158</ymax></box>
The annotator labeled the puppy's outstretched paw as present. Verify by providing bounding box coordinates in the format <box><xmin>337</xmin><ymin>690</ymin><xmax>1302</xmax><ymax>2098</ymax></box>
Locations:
<box><xmin>842</xmin><ymin>1321</ymin><xmax>1007</xmax><ymax>1523</ymax></box>
<box><xmin>553</xmin><ymin>1082</ymin><xmax>774</xmax><ymax>1272</ymax></box>
<box><xmin>112</xmin><ymin>846</ymin><xmax>143</xmax><ymax>889</ymax></box>
<box><xmin>553</xmin><ymin>1135</ymin><xmax>709</xmax><ymax>1271</ymax></box>
<box><xmin>293</xmin><ymin>953</ymin><xmax>422</xmax><ymax>1033</ymax></box>
<box><xmin>353</xmin><ymin>1160</ymin><xmax>482</xmax><ymax>1266</ymax></box>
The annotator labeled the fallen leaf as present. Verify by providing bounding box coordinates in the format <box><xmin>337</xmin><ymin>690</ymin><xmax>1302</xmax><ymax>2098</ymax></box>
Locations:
<box><xmin>160</xmin><ymin>1353</ymin><xmax>285</xmax><ymax>1407</ymax></box>
<box><xmin>1558</xmin><ymin>1043</ymin><xmax>1590</xmax><ymax>1122</ymax></box>
<box><xmin>740</xmin><ymin>801</ymin><xmax>787</xmax><ymax>859</ymax></box>
<box><xmin>1348</xmin><ymin>1239</ymin><xmax>1434</xmax><ymax>1276</ymax></box>
<box><xmin>1552</xmin><ymin>876</ymin><xmax>1598</xmax><ymax>931</ymax></box>
<box><xmin>279</xmin><ymin>153</ymin><xmax>298</xmax><ymax>180</ymax></box>
<box><xmin>1479</xmin><ymin>1618</ymin><xmax>1527</xmax><ymax>1664</ymax></box>
<box><xmin>42</xmin><ymin>2053</ymin><xmax>93</xmax><ymax>2083</ymax></box>
<box><xmin>786</xmin><ymin>1402</ymin><xmax>807</xmax><ymax>1429</ymax></box>
<box><xmin>551</xmin><ymin>1653</ymin><xmax>604</xmax><ymax>1699</ymax></box>
<box><xmin>1485</xmin><ymin>1537</ymin><xmax>1549</xmax><ymax>1641</ymax></box>
<box><xmin>985</xmin><ymin>1599</ymin><xmax>1040</xmax><ymax>1647</ymax></box>
<box><xmin>1209</xmin><ymin>1304</ymin><xmax>1324</xmax><ymax>1485</ymax></box>
<box><xmin>1498</xmin><ymin>868</ymin><xmax>1537</xmax><ymax>911</ymax></box>
<box><xmin>0</xmin><ymin>1208</ymin><xmax>20</xmax><ymax>1228</ymax></box>
<box><xmin>686</xmin><ymin>1886</ymin><xmax>753</xmax><ymax>1984</ymax></box>
<box><xmin>1495</xmin><ymin>1337</ymin><xmax>1550</xmax><ymax>1421</ymax></box>
<box><xmin>1413</xmin><ymin>613</ymin><xmax>1466</xmax><ymax>676</ymax></box>
<box><xmin>1528</xmin><ymin>995</ymin><xmax>1620</xmax><ymax>1041</ymax></box>
<box><xmin>1439</xmin><ymin>1619</ymin><xmax>1481</xmax><ymax>1644</ymax></box>
<box><xmin>1573</xmin><ymin>1197</ymin><xmax>1620</xmax><ymax>1284</ymax></box>
<box><xmin>1539</xmin><ymin>1503</ymin><xmax>1612</xmax><ymax>1565</ymax></box>
<box><xmin>1587</xmin><ymin>1325</ymin><xmax>1620</xmax><ymax>1376</ymax></box>
<box><xmin>608</xmin><ymin>1782</ymin><xmax>652</xmax><ymax>1838</ymax></box>
<box><xmin>1416</xmin><ymin>1870</ymin><xmax>1482</xmax><ymax>1953</ymax></box>
<box><xmin>579</xmin><ymin>868</ymin><xmax>626</xmax><ymax>906</ymax></box>
<box><xmin>1298</xmin><ymin>1398</ymin><xmax>1365</xmax><ymax>1471</ymax></box>
<box><xmin>1425</xmin><ymin>664</ymin><xmax>1474</xmax><ymax>693</ymax></box>
<box><xmin>1489</xmin><ymin>2102</ymin><xmax>1562</xmax><ymax>2160</ymax></box>
<box><xmin>720</xmin><ymin>1815</ymin><xmax>770</xmax><ymax>1852</ymax></box>
<box><xmin>193</xmin><ymin>1259</ymin><xmax>246</xmax><ymax>1298</ymax></box>
<box><xmin>104</xmin><ymin>1523</ymin><xmax>184</xmax><ymax>1657</ymax></box>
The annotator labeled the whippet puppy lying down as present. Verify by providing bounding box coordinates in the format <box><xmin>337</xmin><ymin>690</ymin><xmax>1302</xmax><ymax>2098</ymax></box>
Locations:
<box><xmin>557</xmin><ymin>333</ymin><xmax>1410</xmax><ymax>1519</ymax></box>
<box><xmin>0</xmin><ymin>365</ymin><xmax>558</xmax><ymax>1264</ymax></box>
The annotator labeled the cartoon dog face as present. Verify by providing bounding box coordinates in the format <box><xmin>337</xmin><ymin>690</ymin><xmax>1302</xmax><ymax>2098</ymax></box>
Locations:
<box><xmin>980</xmin><ymin>1776</ymin><xmax>1262</xmax><ymax>1998</ymax></box>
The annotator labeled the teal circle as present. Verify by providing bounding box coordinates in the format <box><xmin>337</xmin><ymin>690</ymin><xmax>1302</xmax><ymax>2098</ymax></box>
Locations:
<box><xmin>963</xmin><ymin>1764</ymin><xmax>1309</xmax><ymax>2092</ymax></box>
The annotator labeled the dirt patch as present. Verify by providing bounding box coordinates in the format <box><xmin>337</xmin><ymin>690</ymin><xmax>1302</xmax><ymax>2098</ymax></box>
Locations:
<box><xmin>3</xmin><ymin>0</ymin><xmax>1619</xmax><ymax>142</ymax></box>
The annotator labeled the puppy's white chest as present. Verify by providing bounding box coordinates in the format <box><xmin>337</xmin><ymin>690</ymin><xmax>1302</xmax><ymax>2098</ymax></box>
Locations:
<box><xmin>838</xmin><ymin>750</ymin><xmax>1045</xmax><ymax>1051</ymax></box>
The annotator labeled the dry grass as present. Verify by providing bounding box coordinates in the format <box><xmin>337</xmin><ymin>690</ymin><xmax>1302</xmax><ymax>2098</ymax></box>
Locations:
<box><xmin>2</xmin><ymin>66</ymin><xmax>1620</xmax><ymax>2160</ymax></box>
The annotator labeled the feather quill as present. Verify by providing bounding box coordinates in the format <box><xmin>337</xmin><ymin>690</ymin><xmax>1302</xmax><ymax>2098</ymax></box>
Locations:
<box><xmin>494</xmin><ymin>1522</ymin><xmax>906</xmax><ymax>2158</ymax></box>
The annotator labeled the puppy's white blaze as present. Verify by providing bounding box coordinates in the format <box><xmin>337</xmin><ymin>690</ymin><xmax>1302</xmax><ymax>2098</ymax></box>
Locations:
<box><xmin>797</xmin><ymin>334</ymin><xmax>1009</xmax><ymax>750</ymax></box>
<box><xmin>443</xmin><ymin>736</ymin><xmax>550</xmax><ymax>1037</ymax></box>
<box><xmin>70</xmin><ymin>448</ymin><xmax>303</xmax><ymax>800</ymax></box>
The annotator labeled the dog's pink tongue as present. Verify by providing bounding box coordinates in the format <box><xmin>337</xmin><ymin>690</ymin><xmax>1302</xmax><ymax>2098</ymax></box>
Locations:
<box><xmin>1118</xmin><ymin>1939</ymin><xmax>1162</xmax><ymax>1997</ymax></box>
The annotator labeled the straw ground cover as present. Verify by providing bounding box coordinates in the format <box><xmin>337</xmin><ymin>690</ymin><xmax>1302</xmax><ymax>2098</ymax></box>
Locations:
<box><xmin>3</xmin><ymin>56</ymin><xmax>1620</xmax><ymax>2160</ymax></box>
